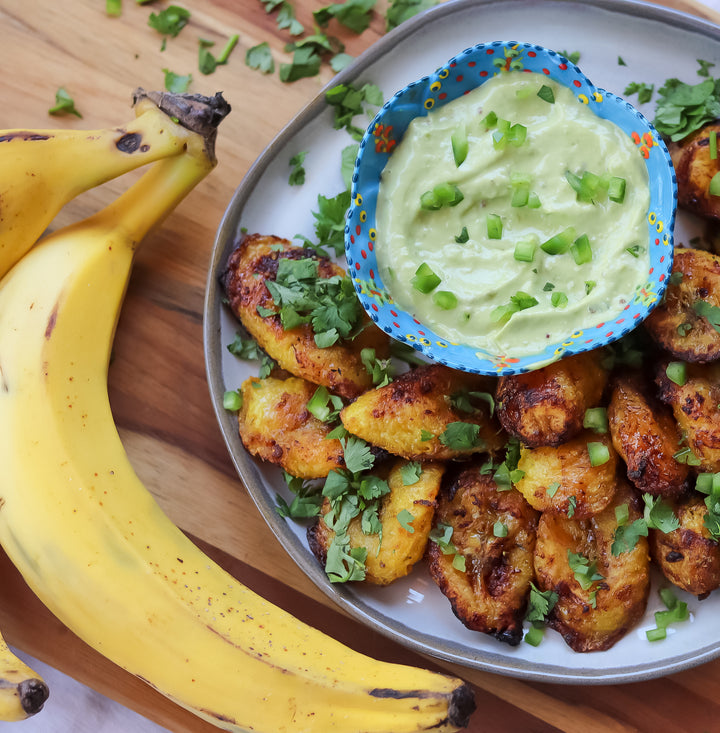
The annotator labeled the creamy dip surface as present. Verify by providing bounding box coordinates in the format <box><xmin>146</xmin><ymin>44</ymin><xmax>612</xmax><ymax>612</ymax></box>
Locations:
<box><xmin>375</xmin><ymin>71</ymin><xmax>651</xmax><ymax>357</ymax></box>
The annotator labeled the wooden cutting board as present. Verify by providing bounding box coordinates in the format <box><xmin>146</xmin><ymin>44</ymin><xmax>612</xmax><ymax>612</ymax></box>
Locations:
<box><xmin>1</xmin><ymin>1</ymin><xmax>720</xmax><ymax>731</ymax></box>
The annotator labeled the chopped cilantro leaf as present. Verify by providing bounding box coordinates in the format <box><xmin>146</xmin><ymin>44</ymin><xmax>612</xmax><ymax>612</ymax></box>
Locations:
<box><xmin>341</xmin><ymin>144</ymin><xmax>359</xmax><ymax>190</ymax></box>
<box><xmin>199</xmin><ymin>34</ymin><xmax>239</xmax><ymax>75</ymax></box>
<box><xmin>106</xmin><ymin>0</ymin><xmax>122</xmax><ymax>17</ymax></box>
<box><xmin>397</xmin><ymin>508</ymin><xmax>415</xmax><ymax>533</ymax></box>
<box><xmin>314</xmin><ymin>0</ymin><xmax>377</xmax><ymax>34</ymax></box>
<box><xmin>275</xmin><ymin>472</ymin><xmax>323</xmax><ymax>519</ymax></box>
<box><xmin>438</xmin><ymin>422</ymin><xmax>483</xmax><ymax>450</ymax></box>
<box><xmin>385</xmin><ymin>0</ymin><xmax>437</xmax><ymax>31</ymax></box>
<box><xmin>643</xmin><ymin>493</ymin><xmax>680</xmax><ymax>533</ymax></box>
<box><xmin>400</xmin><ymin>461</ymin><xmax>423</xmax><ymax>486</ymax></box>
<box><xmin>429</xmin><ymin>523</ymin><xmax>465</xmax><ymax>571</ymax></box>
<box><xmin>693</xmin><ymin>300</ymin><xmax>720</xmax><ymax>334</ymax></box>
<box><xmin>325</xmin><ymin>82</ymin><xmax>383</xmax><ymax>140</ymax></box>
<box><xmin>288</xmin><ymin>151</ymin><xmax>308</xmax><ymax>186</ymax></box>
<box><xmin>48</xmin><ymin>88</ymin><xmax>82</xmax><ymax>118</ymax></box>
<box><xmin>624</xmin><ymin>81</ymin><xmax>654</xmax><ymax>104</ymax></box>
<box><xmin>331</xmin><ymin>53</ymin><xmax>354</xmax><ymax>72</ymax></box>
<box><xmin>341</xmin><ymin>435</ymin><xmax>375</xmax><ymax>474</ymax></box>
<box><xmin>162</xmin><ymin>69</ymin><xmax>192</xmax><ymax>93</ymax></box>
<box><xmin>261</xmin><ymin>0</ymin><xmax>305</xmax><ymax>35</ymax></box>
<box><xmin>612</xmin><ymin>518</ymin><xmax>648</xmax><ymax>555</ymax></box>
<box><xmin>246</xmin><ymin>41</ymin><xmax>275</xmax><ymax>74</ymax></box>
<box><xmin>525</xmin><ymin>582</ymin><xmax>558</xmax><ymax>623</ymax></box>
<box><xmin>148</xmin><ymin>5</ymin><xmax>190</xmax><ymax>41</ymax></box>
<box><xmin>361</xmin><ymin>347</ymin><xmax>395</xmax><ymax>387</ymax></box>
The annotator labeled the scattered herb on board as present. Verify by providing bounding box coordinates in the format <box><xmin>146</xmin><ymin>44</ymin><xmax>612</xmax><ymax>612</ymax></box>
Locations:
<box><xmin>48</xmin><ymin>88</ymin><xmax>83</xmax><ymax>118</ymax></box>
<box><xmin>246</xmin><ymin>42</ymin><xmax>275</xmax><ymax>74</ymax></box>
<box><xmin>199</xmin><ymin>34</ymin><xmax>239</xmax><ymax>74</ymax></box>
<box><xmin>106</xmin><ymin>0</ymin><xmax>122</xmax><ymax>17</ymax></box>
<box><xmin>325</xmin><ymin>82</ymin><xmax>384</xmax><ymax>139</ymax></box>
<box><xmin>314</xmin><ymin>0</ymin><xmax>377</xmax><ymax>34</ymax></box>
<box><xmin>162</xmin><ymin>69</ymin><xmax>193</xmax><ymax>93</ymax></box>
<box><xmin>261</xmin><ymin>0</ymin><xmax>305</xmax><ymax>36</ymax></box>
<box><xmin>148</xmin><ymin>5</ymin><xmax>191</xmax><ymax>50</ymax></box>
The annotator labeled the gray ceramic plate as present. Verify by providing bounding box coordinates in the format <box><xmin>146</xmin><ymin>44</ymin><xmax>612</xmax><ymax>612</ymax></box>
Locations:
<box><xmin>204</xmin><ymin>0</ymin><xmax>720</xmax><ymax>683</ymax></box>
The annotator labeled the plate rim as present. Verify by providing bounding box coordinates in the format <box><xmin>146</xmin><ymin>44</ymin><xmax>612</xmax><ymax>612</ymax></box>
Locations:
<box><xmin>203</xmin><ymin>0</ymin><xmax>720</xmax><ymax>685</ymax></box>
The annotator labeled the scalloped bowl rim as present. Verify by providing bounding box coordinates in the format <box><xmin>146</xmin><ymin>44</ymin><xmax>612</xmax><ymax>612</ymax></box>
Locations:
<box><xmin>345</xmin><ymin>40</ymin><xmax>678</xmax><ymax>375</ymax></box>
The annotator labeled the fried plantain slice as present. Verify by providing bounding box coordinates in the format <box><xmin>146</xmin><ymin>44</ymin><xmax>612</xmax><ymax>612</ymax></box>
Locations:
<box><xmin>307</xmin><ymin>460</ymin><xmax>444</xmax><ymax>585</ymax></box>
<box><xmin>236</xmin><ymin>375</ymin><xmax>344</xmax><ymax>479</ymax></box>
<box><xmin>426</xmin><ymin>466</ymin><xmax>539</xmax><ymax>646</ymax></box>
<box><xmin>655</xmin><ymin>360</ymin><xmax>720</xmax><ymax>473</ymax></box>
<box><xmin>668</xmin><ymin>120</ymin><xmax>720</xmax><ymax>221</ymax></box>
<box><xmin>608</xmin><ymin>373</ymin><xmax>690</xmax><ymax>499</ymax></box>
<box><xmin>496</xmin><ymin>352</ymin><xmax>608</xmax><ymax>448</ymax></box>
<box><xmin>221</xmin><ymin>233</ymin><xmax>389</xmax><ymax>400</ymax></box>
<box><xmin>514</xmin><ymin>430</ymin><xmax>619</xmax><ymax>518</ymax></box>
<box><xmin>644</xmin><ymin>248</ymin><xmax>720</xmax><ymax>363</ymax></box>
<box><xmin>534</xmin><ymin>483</ymin><xmax>651</xmax><ymax>652</ymax></box>
<box><xmin>339</xmin><ymin>363</ymin><xmax>504</xmax><ymax>461</ymax></box>
<box><xmin>649</xmin><ymin>495</ymin><xmax>720</xmax><ymax>598</ymax></box>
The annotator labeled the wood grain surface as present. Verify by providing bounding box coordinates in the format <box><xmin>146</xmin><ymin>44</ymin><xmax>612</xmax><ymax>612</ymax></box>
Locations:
<box><xmin>1</xmin><ymin>1</ymin><xmax>720</xmax><ymax>731</ymax></box>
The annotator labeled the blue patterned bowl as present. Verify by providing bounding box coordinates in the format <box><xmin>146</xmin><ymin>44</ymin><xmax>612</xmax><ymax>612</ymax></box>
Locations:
<box><xmin>345</xmin><ymin>41</ymin><xmax>677</xmax><ymax>375</ymax></box>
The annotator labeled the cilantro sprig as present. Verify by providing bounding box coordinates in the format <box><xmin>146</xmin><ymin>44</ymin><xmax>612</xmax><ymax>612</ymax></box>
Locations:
<box><xmin>321</xmin><ymin>436</ymin><xmax>390</xmax><ymax>582</ymax></box>
<box><xmin>262</xmin><ymin>256</ymin><xmax>363</xmax><ymax>347</ymax></box>
<box><xmin>523</xmin><ymin>583</ymin><xmax>558</xmax><ymax>646</ymax></box>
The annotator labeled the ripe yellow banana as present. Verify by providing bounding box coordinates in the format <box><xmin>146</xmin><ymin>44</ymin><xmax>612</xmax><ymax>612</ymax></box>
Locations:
<box><xmin>0</xmin><ymin>90</ymin><xmax>475</xmax><ymax>731</ymax></box>
<box><xmin>0</xmin><ymin>632</ymin><xmax>49</xmax><ymax>722</ymax></box>
<box><xmin>0</xmin><ymin>89</ymin><xmax>201</xmax><ymax>278</ymax></box>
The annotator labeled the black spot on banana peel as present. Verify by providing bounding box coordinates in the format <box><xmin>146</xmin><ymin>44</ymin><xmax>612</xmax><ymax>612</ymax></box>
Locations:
<box><xmin>18</xmin><ymin>678</ymin><xmax>49</xmax><ymax>716</ymax></box>
<box><xmin>115</xmin><ymin>132</ymin><xmax>143</xmax><ymax>154</ymax></box>
<box><xmin>370</xmin><ymin>683</ymin><xmax>476</xmax><ymax>729</ymax></box>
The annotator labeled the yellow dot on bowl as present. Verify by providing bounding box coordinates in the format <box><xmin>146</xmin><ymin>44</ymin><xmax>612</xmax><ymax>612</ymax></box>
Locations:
<box><xmin>424</xmin><ymin>98</ymin><xmax>435</xmax><ymax>109</ymax></box>
<box><xmin>593</xmin><ymin>92</ymin><xmax>603</xmax><ymax>102</ymax></box>
<box><xmin>406</xmin><ymin>334</ymin><xmax>416</xmax><ymax>342</ymax></box>
<box><xmin>360</xmin><ymin>210</ymin><xmax>367</xmax><ymax>222</ymax></box>
<box><xmin>648</xmin><ymin>212</ymin><xmax>657</xmax><ymax>225</ymax></box>
<box><xmin>438</xmin><ymin>69</ymin><xmax>449</xmax><ymax>79</ymax></box>
<box><xmin>578</xmin><ymin>94</ymin><xmax>589</xmax><ymax>104</ymax></box>
<box><xmin>355</xmin><ymin>193</ymin><xmax>363</xmax><ymax>206</ymax></box>
<box><xmin>420</xmin><ymin>337</ymin><xmax>431</xmax><ymax>346</ymax></box>
<box><xmin>656</xmin><ymin>220</ymin><xmax>664</xmax><ymax>233</ymax></box>
<box><xmin>436</xmin><ymin>341</ymin><xmax>448</xmax><ymax>348</ymax></box>
<box><xmin>369</xmin><ymin>228</ymin><xmax>377</xmax><ymax>240</ymax></box>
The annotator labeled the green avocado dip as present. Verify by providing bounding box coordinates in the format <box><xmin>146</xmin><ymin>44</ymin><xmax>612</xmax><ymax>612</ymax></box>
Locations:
<box><xmin>375</xmin><ymin>71</ymin><xmax>651</xmax><ymax>357</ymax></box>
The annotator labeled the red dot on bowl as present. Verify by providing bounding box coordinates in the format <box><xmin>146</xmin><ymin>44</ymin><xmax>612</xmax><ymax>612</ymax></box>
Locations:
<box><xmin>371</xmin><ymin>303</ymin><xmax>378</xmax><ymax>311</ymax></box>
<box><xmin>528</xmin><ymin>51</ymin><xmax>537</xmax><ymax>57</ymax></box>
<box><xmin>606</xmin><ymin>331</ymin><xmax>613</xmax><ymax>337</ymax></box>
<box><xmin>660</xmin><ymin>255</ymin><xmax>665</xmax><ymax>262</ymax></box>
<box><xmin>633</xmin><ymin>313</ymin><xmax>641</xmax><ymax>319</ymax></box>
<box><xmin>456</xmin><ymin>75</ymin><xmax>464</xmax><ymax>82</ymax></box>
<box><xmin>418</xmin><ymin>330</ymin><xmax>425</xmax><ymax>336</ymax></box>
<box><xmin>616</xmin><ymin>318</ymin><xmax>625</xmax><ymax>324</ymax></box>
<box><xmin>486</xmin><ymin>49</ymin><xmax>494</xmax><ymax>54</ymax></box>
<box><xmin>543</xmin><ymin>68</ymin><xmax>550</xmax><ymax>75</ymax></box>
<box><xmin>361</xmin><ymin>250</ymin><xmax>367</xmax><ymax>259</ymax></box>
<box><xmin>559</xmin><ymin>63</ymin><xmax>568</xmax><ymax>70</ymax></box>
<box><xmin>355</xmin><ymin>225</ymin><xmax>361</xmax><ymax>235</ymax></box>
<box><xmin>573</xmin><ymin>79</ymin><xmax>581</xmax><ymax>87</ymax></box>
<box><xmin>469</xmin><ymin>61</ymin><xmax>476</xmax><ymax>67</ymax></box>
<box><xmin>354</xmin><ymin>262</ymin><xmax>360</xmax><ymax>270</ymax></box>
<box><xmin>439</xmin><ymin>92</ymin><xmax>447</xmax><ymax>100</ymax></box>
<box><xmin>649</xmin><ymin>267</ymin><xmax>654</xmax><ymax>274</ymax></box>
<box><xmin>391</xmin><ymin>310</ymin><xmax>398</xmax><ymax>317</ymax></box>
<box><xmin>350</xmin><ymin>234</ymin><xmax>355</xmax><ymax>243</ymax></box>
<box><xmin>368</xmin><ymin>242</ymin><xmax>374</xmax><ymax>251</ymax></box>
<box><xmin>393</xmin><ymin>321</ymin><xmax>400</xmax><ymax>328</ymax></box>
<box><xmin>659</xmin><ymin>273</ymin><xmax>665</xmax><ymax>281</ymax></box>
<box><xmin>480</xmin><ymin>70</ymin><xmax>488</xmax><ymax>77</ymax></box>
<box><xmin>369</xmin><ymin>269</ymin><xmax>375</xmax><ymax>278</ymax></box>
<box><xmin>596</xmin><ymin>322</ymin><xmax>605</xmax><ymax>328</ymax></box>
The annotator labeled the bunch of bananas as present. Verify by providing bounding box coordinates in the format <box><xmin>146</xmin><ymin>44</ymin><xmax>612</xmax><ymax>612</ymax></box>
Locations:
<box><xmin>0</xmin><ymin>89</ymin><xmax>476</xmax><ymax>731</ymax></box>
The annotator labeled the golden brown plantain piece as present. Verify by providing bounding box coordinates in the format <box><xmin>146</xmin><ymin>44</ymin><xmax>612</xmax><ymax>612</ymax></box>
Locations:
<box><xmin>514</xmin><ymin>430</ymin><xmax>619</xmax><ymax>518</ymax></box>
<box><xmin>668</xmin><ymin>120</ymin><xmax>720</xmax><ymax>221</ymax></box>
<box><xmin>649</xmin><ymin>495</ymin><xmax>720</xmax><ymax>598</ymax></box>
<box><xmin>339</xmin><ymin>363</ymin><xmax>504</xmax><ymax>461</ymax></box>
<box><xmin>237</xmin><ymin>375</ymin><xmax>344</xmax><ymax>479</ymax></box>
<box><xmin>644</xmin><ymin>248</ymin><xmax>720</xmax><ymax>363</ymax></box>
<box><xmin>426</xmin><ymin>466</ymin><xmax>539</xmax><ymax>646</ymax></box>
<box><xmin>221</xmin><ymin>233</ymin><xmax>389</xmax><ymax>400</ymax></box>
<box><xmin>496</xmin><ymin>352</ymin><xmax>608</xmax><ymax>448</ymax></box>
<box><xmin>607</xmin><ymin>373</ymin><xmax>690</xmax><ymax>499</ymax></box>
<box><xmin>307</xmin><ymin>460</ymin><xmax>444</xmax><ymax>585</ymax></box>
<box><xmin>655</xmin><ymin>360</ymin><xmax>720</xmax><ymax>473</ymax></box>
<box><xmin>534</xmin><ymin>483</ymin><xmax>651</xmax><ymax>652</ymax></box>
